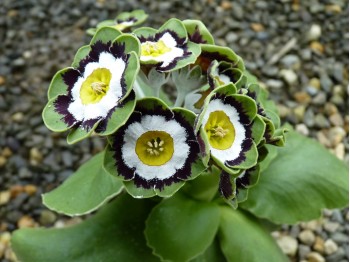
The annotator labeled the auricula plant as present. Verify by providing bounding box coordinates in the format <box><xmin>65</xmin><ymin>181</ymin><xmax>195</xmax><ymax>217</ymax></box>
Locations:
<box><xmin>12</xmin><ymin>10</ymin><xmax>348</xmax><ymax>262</ymax></box>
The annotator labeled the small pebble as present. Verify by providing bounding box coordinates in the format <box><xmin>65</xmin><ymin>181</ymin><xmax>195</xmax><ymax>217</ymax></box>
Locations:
<box><xmin>39</xmin><ymin>210</ymin><xmax>57</xmax><ymax>226</ymax></box>
<box><xmin>17</xmin><ymin>215</ymin><xmax>36</xmax><ymax>228</ymax></box>
<box><xmin>324</xmin><ymin>239</ymin><xmax>338</xmax><ymax>255</ymax></box>
<box><xmin>307</xmin><ymin>252</ymin><xmax>325</xmax><ymax>262</ymax></box>
<box><xmin>313</xmin><ymin>236</ymin><xmax>325</xmax><ymax>253</ymax></box>
<box><xmin>307</xmin><ymin>24</ymin><xmax>322</xmax><ymax>41</ymax></box>
<box><xmin>298</xmin><ymin>229</ymin><xmax>315</xmax><ymax>245</ymax></box>
<box><xmin>296</xmin><ymin>124</ymin><xmax>309</xmax><ymax>136</ymax></box>
<box><xmin>276</xmin><ymin>235</ymin><xmax>298</xmax><ymax>256</ymax></box>
<box><xmin>323</xmin><ymin>221</ymin><xmax>340</xmax><ymax>233</ymax></box>
<box><xmin>0</xmin><ymin>191</ymin><xmax>10</xmax><ymax>205</ymax></box>
<box><xmin>329</xmin><ymin>113</ymin><xmax>344</xmax><ymax>127</ymax></box>
<box><xmin>280</xmin><ymin>69</ymin><xmax>298</xmax><ymax>85</ymax></box>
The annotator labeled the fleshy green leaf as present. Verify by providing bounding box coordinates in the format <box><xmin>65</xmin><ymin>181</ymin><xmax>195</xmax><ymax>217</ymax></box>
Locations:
<box><xmin>241</xmin><ymin>130</ymin><xmax>349</xmax><ymax>224</ymax></box>
<box><xmin>71</xmin><ymin>45</ymin><xmax>91</xmax><ymax>68</ymax></box>
<box><xmin>47</xmin><ymin>68</ymin><xmax>71</xmax><ymax>100</ymax></box>
<box><xmin>159</xmin><ymin>18</ymin><xmax>187</xmax><ymax>40</ymax></box>
<box><xmin>12</xmin><ymin>194</ymin><xmax>159</xmax><ymax>262</ymax></box>
<box><xmin>183</xmin><ymin>19</ymin><xmax>215</xmax><ymax>45</ymax></box>
<box><xmin>200</xmin><ymin>44</ymin><xmax>245</xmax><ymax>71</ymax></box>
<box><xmin>251</xmin><ymin>115</ymin><xmax>266</xmax><ymax>144</ymax></box>
<box><xmin>145</xmin><ymin>193</ymin><xmax>220</xmax><ymax>262</ymax></box>
<box><xmin>90</xmin><ymin>26</ymin><xmax>122</xmax><ymax>45</ymax></box>
<box><xmin>123</xmin><ymin>180</ymin><xmax>156</xmax><ymax>198</ymax></box>
<box><xmin>97</xmin><ymin>91</ymin><xmax>136</xmax><ymax>136</ymax></box>
<box><xmin>42</xmin><ymin>151</ymin><xmax>123</xmax><ymax>216</ymax></box>
<box><xmin>218</xmin><ymin>207</ymin><xmax>288</xmax><ymax>262</ymax></box>
<box><xmin>190</xmin><ymin>238</ymin><xmax>226</xmax><ymax>262</ymax></box>
<box><xmin>182</xmin><ymin>166</ymin><xmax>220</xmax><ymax>202</ymax></box>
<box><xmin>42</xmin><ymin>97</ymin><xmax>72</xmax><ymax>132</ymax></box>
<box><xmin>66</xmin><ymin>120</ymin><xmax>100</xmax><ymax>144</ymax></box>
<box><xmin>114</xmin><ymin>34</ymin><xmax>141</xmax><ymax>56</ymax></box>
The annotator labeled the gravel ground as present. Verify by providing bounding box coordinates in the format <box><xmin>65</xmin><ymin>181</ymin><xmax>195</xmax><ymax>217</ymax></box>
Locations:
<box><xmin>0</xmin><ymin>0</ymin><xmax>348</xmax><ymax>261</ymax></box>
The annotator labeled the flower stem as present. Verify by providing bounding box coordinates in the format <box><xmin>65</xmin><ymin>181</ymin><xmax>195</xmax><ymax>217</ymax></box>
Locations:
<box><xmin>174</xmin><ymin>90</ymin><xmax>186</xmax><ymax>107</ymax></box>
<box><xmin>134</xmin><ymin>78</ymin><xmax>146</xmax><ymax>99</ymax></box>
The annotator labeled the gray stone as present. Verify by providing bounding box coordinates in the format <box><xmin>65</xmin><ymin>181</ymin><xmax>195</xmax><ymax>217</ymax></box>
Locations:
<box><xmin>298</xmin><ymin>244</ymin><xmax>311</xmax><ymax>259</ymax></box>
<box><xmin>312</xmin><ymin>92</ymin><xmax>327</xmax><ymax>105</ymax></box>
<box><xmin>281</xmin><ymin>54</ymin><xmax>300</xmax><ymax>68</ymax></box>
<box><xmin>225</xmin><ymin>32</ymin><xmax>238</xmax><ymax>43</ymax></box>
<box><xmin>320</xmin><ymin>74</ymin><xmax>333</xmax><ymax>93</ymax></box>
<box><xmin>326</xmin><ymin>247</ymin><xmax>346</xmax><ymax>262</ymax></box>
<box><xmin>266</xmin><ymin>79</ymin><xmax>284</xmax><ymax>90</ymax></box>
<box><xmin>314</xmin><ymin>114</ymin><xmax>330</xmax><ymax>128</ymax></box>
<box><xmin>331</xmin><ymin>232</ymin><xmax>348</xmax><ymax>244</ymax></box>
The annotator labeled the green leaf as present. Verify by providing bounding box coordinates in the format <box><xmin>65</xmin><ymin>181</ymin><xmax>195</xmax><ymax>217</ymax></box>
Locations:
<box><xmin>114</xmin><ymin>34</ymin><xmax>141</xmax><ymax>56</ymax></box>
<box><xmin>123</xmin><ymin>180</ymin><xmax>157</xmax><ymax>198</ymax></box>
<box><xmin>97</xmin><ymin>91</ymin><xmax>136</xmax><ymax>136</ymax></box>
<box><xmin>251</xmin><ymin>115</ymin><xmax>266</xmax><ymax>144</ymax></box>
<box><xmin>190</xmin><ymin>238</ymin><xmax>226</xmax><ymax>262</ymax></box>
<box><xmin>71</xmin><ymin>45</ymin><xmax>91</xmax><ymax>68</ymax></box>
<box><xmin>66</xmin><ymin>120</ymin><xmax>100</xmax><ymax>144</ymax></box>
<box><xmin>241</xmin><ymin>130</ymin><xmax>349</xmax><ymax>224</ymax></box>
<box><xmin>47</xmin><ymin>68</ymin><xmax>70</xmax><ymax>100</ymax></box>
<box><xmin>42</xmin><ymin>151</ymin><xmax>123</xmax><ymax>216</ymax></box>
<box><xmin>200</xmin><ymin>44</ymin><xmax>245</xmax><ymax>71</ymax></box>
<box><xmin>183</xmin><ymin>19</ymin><xmax>215</xmax><ymax>45</ymax></box>
<box><xmin>116</xmin><ymin>9</ymin><xmax>148</xmax><ymax>27</ymax></box>
<box><xmin>90</xmin><ymin>26</ymin><xmax>122</xmax><ymax>45</ymax></box>
<box><xmin>133</xmin><ymin>27</ymin><xmax>158</xmax><ymax>39</ymax></box>
<box><xmin>145</xmin><ymin>193</ymin><xmax>220</xmax><ymax>262</ymax></box>
<box><xmin>12</xmin><ymin>194</ymin><xmax>159</xmax><ymax>262</ymax></box>
<box><xmin>218</xmin><ymin>207</ymin><xmax>288</xmax><ymax>262</ymax></box>
<box><xmin>42</xmin><ymin>97</ymin><xmax>71</xmax><ymax>132</ymax></box>
<box><xmin>181</xmin><ymin>167</ymin><xmax>220</xmax><ymax>202</ymax></box>
<box><xmin>160</xmin><ymin>18</ymin><xmax>187</xmax><ymax>40</ymax></box>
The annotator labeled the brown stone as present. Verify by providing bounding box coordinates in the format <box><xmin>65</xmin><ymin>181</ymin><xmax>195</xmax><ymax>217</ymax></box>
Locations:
<box><xmin>310</xmin><ymin>41</ymin><xmax>324</xmax><ymax>53</ymax></box>
<box><xmin>221</xmin><ymin>0</ymin><xmax>232</xmax><ymax>10</ymax></box>
<box><xmin>17</xmin><ymin>215</ymin><xmax>36</xmax><ymax>228</ymax></box>
<box><xmin>24</xmin><ymin>184</ymin><xmax>37</xmax><ymax>196</ymax></box>
<box><xmin>1</xmin><ymin>147</ymin><xmax>12</xmax><ymax>158</ymax></box>
<box><xmin>251</xmin><ymin>23</ymin><xmax>265</xmax><ymax>32</ymax></box>
<box><xmin>325</xmin><ymin>4</ymin><xmax>342</xmax><ymax>13</ymax></box>
<box><xmin>313</xmin><ymin>236</ymin><xmax>325</xmax><ymax>253</ymax></box>
<box><xmin>294</xmin><ymin>91</ymin><xmax>311</xmax><ymax>104</ymax></box>
<box><xmin>10</xmin><ymin>185</ymin><xmax>24</xmax><ymax>198</ymax></box>
<box><xmin>0</xmin><ymin>76</ymin><xmax>5</xmax><ymax>85</ymax></box>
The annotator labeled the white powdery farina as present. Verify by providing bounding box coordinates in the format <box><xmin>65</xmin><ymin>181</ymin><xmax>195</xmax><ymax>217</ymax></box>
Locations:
<box><xmin>202</xmin><ymin>98</ymin><xmax>246</xmax><ymax>162</ymax></box>
<box><xmin>140</xmin><ymin>32</ymin><xmax>184</xmax><ymax>68</ymax></box>
<box><xmin>68</xmin><ymin>52</ymin><xmax>126</xmax><ymax>121</ymax></box>
<box><xmin>121</xmin><ymin>115</ymin><xmax>190</xmax><ymax>180</ymax></box>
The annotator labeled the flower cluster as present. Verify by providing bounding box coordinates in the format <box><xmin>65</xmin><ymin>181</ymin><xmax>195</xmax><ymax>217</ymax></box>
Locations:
<box><xmin>43</xmin><ymin>11</ymin><xmax>285</xmax><ymax>201</ymax></box>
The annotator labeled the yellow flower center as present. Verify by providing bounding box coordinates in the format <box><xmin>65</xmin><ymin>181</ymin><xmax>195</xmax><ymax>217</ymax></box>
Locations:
<box><xmin>80</xmin><ymin>68</ymin><xmax>111</xmax><ymax>105</ymax></box>
<box><xmin>205</xmin><ymin>110</ymin><xmax>235</xmax><ymax>150</ymax></box>
<box><xmin>135</xmin><ymin>131</ymin><xmax>174</xmax><ymax>166</ymax></box>
<box><xmin>141</xmin><ymin>40</ymin><xmax>171</xmax><ymax>57</ymax></box>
